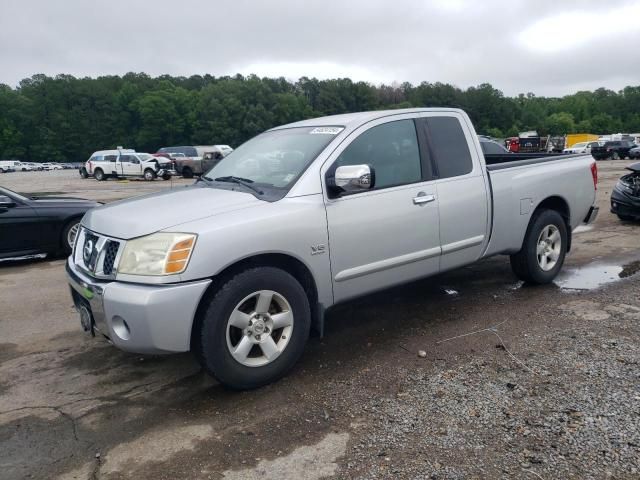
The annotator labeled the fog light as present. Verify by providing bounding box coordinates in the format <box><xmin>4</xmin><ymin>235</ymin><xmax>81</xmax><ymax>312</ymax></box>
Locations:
<box><xmin>111</xmin><ymin>315</ymin><xmax>131</xmax><ymax>341</ymax></box>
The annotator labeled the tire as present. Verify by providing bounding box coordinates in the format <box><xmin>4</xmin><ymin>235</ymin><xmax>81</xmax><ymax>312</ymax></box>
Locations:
<box><xmin>79</xmin><ymin>168</ymin><xmax>88</xmax><ymax>179</ymax></box>
<box><xmin>182</xmin><ymin>167</ymin><xmax>194</xmax><ymax>179</ymax></box>
<box><xmin>510</xmin><ymin>209</ymin><xmax>568</xmax><ymax>284</ymax></box>
<box><xmin>617</xmin><ymin>214</ymin><xmax>634</xmax><ymax>221</ymax></box>
<box><xmin>612</xmin><ymin>152</ymin><xmax>620</xmax><ymax>160</ymax></box>
<box><xmin>143</xmin><ymin>168</ymin><xmax>157</xmax><ymax>181</ymax></box>
<box><xmin>61</xmin><ymin>219</ymin><xmax>81</xmax><ymax>256</ymax></box>
<box><xmin>94</xmin><ymin>168</ymin><xmax>105</xmax><ymax>181</ymax></box>
<box><xmin>196</xmin><ymin>267</ymin><xmax>311</xmax><ymax>390</ymax></box>
<box><xmin>162</xmin><ymin>173</ymin><xmax>171</xmax><ymax>180</ymax></box>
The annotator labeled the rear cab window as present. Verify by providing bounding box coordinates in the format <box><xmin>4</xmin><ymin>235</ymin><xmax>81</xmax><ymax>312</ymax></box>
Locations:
<box><xmin>419</xmin><ymin>116</ymin><xmax>474</xmax><ymax>179</ymax></box>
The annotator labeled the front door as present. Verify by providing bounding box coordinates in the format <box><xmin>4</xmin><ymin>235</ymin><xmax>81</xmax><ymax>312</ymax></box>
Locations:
<box><xmin>323</xmin><ymin>117</ymin><xmax>441</xmax><ymax>303</ymax></box>
<box><xmin>120</xmin><ymin>155</ymin><xmax>141</xmax><ymax>176</ymax></box>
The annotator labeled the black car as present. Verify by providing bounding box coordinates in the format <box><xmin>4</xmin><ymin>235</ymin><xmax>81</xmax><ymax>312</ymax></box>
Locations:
<box><xmin>610</xmin><ymin>162</ymin><xmax>640</xmax><ymax>221</ymax></box>
<box><xmin>591</xmin><ymin>140</ymin><xmax>636</xmax><ymax>160</ymax></box>
<box><xmin>0</xmin><ymin>186</ymin><xmax>100</xmax><ymax>259</ymax></box>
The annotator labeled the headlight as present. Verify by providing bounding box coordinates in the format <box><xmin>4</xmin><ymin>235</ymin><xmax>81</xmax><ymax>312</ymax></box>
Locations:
<box><xmin>118</xmin><ymin>232</ymin><xmax>197</xmax><ymax>276</ymax></box>
<box><xmin>616</xmin><ymin>180</ymin><xmax>633</xmax><ymax>195</ymax></box>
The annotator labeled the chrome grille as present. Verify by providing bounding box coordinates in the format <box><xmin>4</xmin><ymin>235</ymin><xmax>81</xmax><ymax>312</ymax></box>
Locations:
<box><xmin>102</xmin><ymin>240</ymin><xmax>120</xmax><ymax>276</ymax></box>
<box><xmin>74</xmin><ymin>227</ymin><xmax>123</xmax><ymax>279</ymax></box>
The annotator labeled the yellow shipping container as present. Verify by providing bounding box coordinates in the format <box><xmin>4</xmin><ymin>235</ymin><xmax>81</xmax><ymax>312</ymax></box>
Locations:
<box><xmin>565</xmin><ymin>133</ymin><xmax>599</xmax><ymax>148</ymax></box>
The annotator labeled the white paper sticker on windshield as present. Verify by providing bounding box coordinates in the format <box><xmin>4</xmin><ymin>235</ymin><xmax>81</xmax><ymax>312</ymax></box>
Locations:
<box><xmin>309</xmin><ymin>127</ymin><xmax>344</xmax><ymax>135</ymax></box>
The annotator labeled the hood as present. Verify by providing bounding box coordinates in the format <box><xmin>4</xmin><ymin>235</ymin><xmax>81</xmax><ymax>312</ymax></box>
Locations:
<box><xmin>82</xmin><ymin>185</ymin><xmax>263</xmax><ymax>239</ymax></box>
<box><xmin>626</xmin><ymin>162</ymin><xmax>640</xmax><ymax>173</ymax></box>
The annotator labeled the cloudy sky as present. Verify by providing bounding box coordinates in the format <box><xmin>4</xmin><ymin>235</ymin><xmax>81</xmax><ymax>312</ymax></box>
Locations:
<box><xmin>1</xmin><ymin>0</ymin><xmax>639</xmax><ymax>96</ymax></box>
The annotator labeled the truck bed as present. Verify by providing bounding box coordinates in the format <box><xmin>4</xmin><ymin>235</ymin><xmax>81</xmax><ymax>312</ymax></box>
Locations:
<box><xmin>482</xmin><ymin>152</ymin><xmax>596</xmax><ymax>258</ymax></box>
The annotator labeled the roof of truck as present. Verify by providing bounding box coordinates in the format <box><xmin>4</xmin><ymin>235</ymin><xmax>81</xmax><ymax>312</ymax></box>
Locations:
<box><xmin>272</xmin><ymin>108</ymin><xmax>464</xmax><ymax>130</ymax></box>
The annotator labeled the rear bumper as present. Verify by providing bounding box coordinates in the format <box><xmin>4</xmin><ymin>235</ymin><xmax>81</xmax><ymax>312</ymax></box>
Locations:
<box><xmin>583</xmin><ymin>205</ymin><xmax>599</xmax><ymax>224</ymax></box>
<box><xmin>66</xmin><ymin>258</ymin><xmax>211</xmax><ymax>354</ymax></box>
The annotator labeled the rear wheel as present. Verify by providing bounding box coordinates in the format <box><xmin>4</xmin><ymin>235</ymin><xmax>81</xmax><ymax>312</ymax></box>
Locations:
<box><xmin>94</xmin><ymin>168</ymin><xmax>105</xmax><ymax>181</ymax></box>
<box><xmin>510</xmin><ymin>209</ymin><xmax>568</xmax><ymax>284</ymax></box>
<box><xmin>612</xmin><ymin>152</ymin><xmax>620</xmax><ymax>160</ymax></box>
<box><xmin>182</xmin><ymin>167</ymin><xmax>194</xmax><ymax>179</ymax></box>
<box><xmin>162</xmin><ymin>173</ymin><xmax>171</xmax><ymax>180</ymax></box>
<box><xmin>143</xmin><ymin>168</ymin><xmax>157</xmax><ymax>181</ymax></box>
<box><xmin>196</xmin><ymin>267</ymin><xmax>310</xmax><ymax>390</ymax></box>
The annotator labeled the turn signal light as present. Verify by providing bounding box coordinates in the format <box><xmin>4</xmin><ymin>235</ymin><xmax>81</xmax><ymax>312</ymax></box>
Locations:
<box><xmin>164</xmin><ymin>237</ymin><xmax>195</xmax><ymax>274</ymax></box>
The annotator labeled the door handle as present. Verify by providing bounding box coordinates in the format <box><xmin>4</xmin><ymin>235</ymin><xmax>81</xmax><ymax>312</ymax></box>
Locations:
<box><xmin>413</xmin><ymin>193</ymin><xmax>436</xmax><ymax>205</ymax></box>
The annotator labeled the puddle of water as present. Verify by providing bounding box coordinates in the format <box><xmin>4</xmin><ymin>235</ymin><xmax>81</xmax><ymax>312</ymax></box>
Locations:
<box><xmin>554</xmin><ymin>260</ymin><xmax>640</xmax><ymax>290</ymax></box>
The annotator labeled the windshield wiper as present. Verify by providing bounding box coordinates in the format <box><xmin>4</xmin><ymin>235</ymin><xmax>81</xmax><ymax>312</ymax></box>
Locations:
<box><xmin>214</xmin><ymin>176</ymin><xmax>264</xmax><ymax>195</ymax></box>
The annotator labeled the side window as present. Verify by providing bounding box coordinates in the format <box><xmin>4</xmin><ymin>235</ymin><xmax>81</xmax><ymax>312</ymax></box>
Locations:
<box><xmin>119</xmin><ymin>155</ymin><xmax>130</xmax><ymax>162</ymax></box>
<box><xmin>104</xmin><ymin>155</ymin><xmax>116</xmax><ymax>162</ymax></box>
<box><xmin>424</xmin><ymin>117</ymin><xmax>473</xmax><ymax>179</ymax></box>
<box><xmin>335</xmin><ymin>119</ymin><xmax>421</xmax><ymax>190</ymax></box>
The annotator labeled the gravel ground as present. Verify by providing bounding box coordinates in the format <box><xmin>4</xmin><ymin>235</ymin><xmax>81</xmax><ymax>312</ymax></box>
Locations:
<box><xmin>0</xmin><ymin>160</ymin><xmax>639</xmax><ymax>480</ymax></box>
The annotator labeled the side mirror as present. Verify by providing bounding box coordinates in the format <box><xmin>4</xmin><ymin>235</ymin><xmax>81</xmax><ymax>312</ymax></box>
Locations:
<box><xmin>0</xmin><ymin>195</ymin><xmax>16</xmax><ymax>208</ymax></box>
<box><xmin>334</xmin><ymin>165</ymin><xmax>375</xmax><ymax>193</ymax></box>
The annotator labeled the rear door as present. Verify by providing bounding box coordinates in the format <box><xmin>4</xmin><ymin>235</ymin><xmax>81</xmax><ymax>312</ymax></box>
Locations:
<box><xmin>416</xmin><ymin>113</ymin><xmax>490</xmax><ymax>272</ymax></box>
<box><xmin>322</xmin><ymin>115</ymin><xmax>441</xmax><ymax>303</ymax></box>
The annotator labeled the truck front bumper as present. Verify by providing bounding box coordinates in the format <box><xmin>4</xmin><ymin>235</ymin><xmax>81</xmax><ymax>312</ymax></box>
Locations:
<box><xmin>66</xmin><ymin>258</ymin><xmax>211</xmax><ymax>354</ymax></box>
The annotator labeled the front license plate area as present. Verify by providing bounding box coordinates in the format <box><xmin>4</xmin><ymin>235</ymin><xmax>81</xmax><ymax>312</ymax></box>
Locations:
<box><xmin>78</xmin><ymin>302</ymin><xmax>95</xmax><ymax>337</ymax></box>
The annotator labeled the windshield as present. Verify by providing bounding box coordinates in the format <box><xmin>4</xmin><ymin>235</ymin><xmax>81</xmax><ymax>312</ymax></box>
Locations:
<box><xmin>204</xmin><ymin>126</ymin><xmax>342</xmax><ymax>189</ymax></box>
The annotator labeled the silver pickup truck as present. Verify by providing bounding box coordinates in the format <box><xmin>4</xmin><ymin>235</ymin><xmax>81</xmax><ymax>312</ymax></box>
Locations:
<box><xmin>67</xmin><ymin>108</ymin><xmax>599</xmax><ymax>389</ymax></box>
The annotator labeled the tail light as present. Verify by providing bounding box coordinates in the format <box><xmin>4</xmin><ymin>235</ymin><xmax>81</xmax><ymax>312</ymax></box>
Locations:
<box><xmin>590</xmin><ymin>162</ymin><xmax>598</xmax><ymax>190</ymax></box>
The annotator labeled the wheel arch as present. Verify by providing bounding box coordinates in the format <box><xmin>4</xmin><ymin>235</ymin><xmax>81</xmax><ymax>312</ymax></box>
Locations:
<box><xmin>190</xmin><ymin>253</ymin><xmax>322</xmax><ymax>352</ymax></box>
<box><xmin>531</xmin><ymin>195</ymin><xmax>572</xmax><ymax>252</ymax></box>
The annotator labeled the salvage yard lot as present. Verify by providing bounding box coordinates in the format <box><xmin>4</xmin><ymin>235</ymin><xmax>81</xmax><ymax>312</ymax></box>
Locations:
<box><xmin>1</xmin><ymin>162</ymin><xmax>639</xmax><ymax>479</ymax></box>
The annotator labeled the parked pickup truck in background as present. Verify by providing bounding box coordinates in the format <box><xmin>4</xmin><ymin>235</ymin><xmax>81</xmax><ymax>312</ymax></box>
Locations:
<box><xmin>67</xmin><ymin>108</ymin><xmax>599</xmax><ymax>389</ymax></box>
<box><xmin>80</xmin><ymin>149</ymin><xmax>176</xmax><ymax>181</ymax></box>
<box><xmin>590</xmin><ymin>140</ymin><xmax>636</xmax><ymax>160</ymax></box>
<box><xmin>156</xmin><ymin>145</ymin><xmax>233</xmax><ymax>178</ymax></box>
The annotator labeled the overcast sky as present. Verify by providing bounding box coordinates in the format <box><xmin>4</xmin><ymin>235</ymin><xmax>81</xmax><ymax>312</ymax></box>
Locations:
<box><xmin>1</xmin><ymin>0</ymin><xmax>639</xmax><ymax>96</ymax></box>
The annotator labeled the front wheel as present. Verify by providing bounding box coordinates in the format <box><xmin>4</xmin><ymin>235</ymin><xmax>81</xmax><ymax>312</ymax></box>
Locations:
<box><xmin>143</xmin><ymin>169</ymin><xmax>157</xmax><ymax>181</ymax></box>
<box><xmin>196</xmin><ymin>267</ymin><xmax>311</xmax><ymax>390</ymax></box>
<box><xmin>510</xmin><ymin>209</ymin><xmax>568</xmax><ymax>284</ymax></box>
<box><xmin>61</xmin><ymin>219</ymin><xmax>80</xmax><ymax>255</ymax></box>
<box><xmin>182</xmin><ymin>167</ymin><xmax>194</xmax><ymax>179</ymax></box>
<box><xmin>79</xmin><ymin>168</ymin><xmax>88</xmax><ymax>179</ymax></box>
<box><xmin>612</xmin><ymin>152</ymin><xmax>620</xmax><ymax>160</ymax></box>
<box><xmin>94</xmin><ymin>168</ymin><xmax>105</xmax><ymax>181</ymax></box>
<box><xmin>618</xmin><ymin>214</ymin><xmax>635</xmax><ymax>221</ymax></box>
<box><xmin>162</xmin><ymin>173</ymin><xmax>171</xmax><ymax>180</ymax></box>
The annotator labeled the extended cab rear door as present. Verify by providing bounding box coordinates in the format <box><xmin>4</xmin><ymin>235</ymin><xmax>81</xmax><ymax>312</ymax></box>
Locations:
<box><xmin>416</xmin><ymin>113</ymin><xmax>490</xmax><ymax>271</ymax></box>
<box><xmin>322</xmin><ymin>114</ymin><xmax>441</xmax><ymax>303</ymax></box>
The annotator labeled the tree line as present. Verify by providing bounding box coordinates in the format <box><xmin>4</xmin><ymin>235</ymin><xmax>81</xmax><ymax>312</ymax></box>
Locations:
<box><xmin>1</xmin><ymin>73</ymin><xmax>639</xmax><ymax>162</ymax></box>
